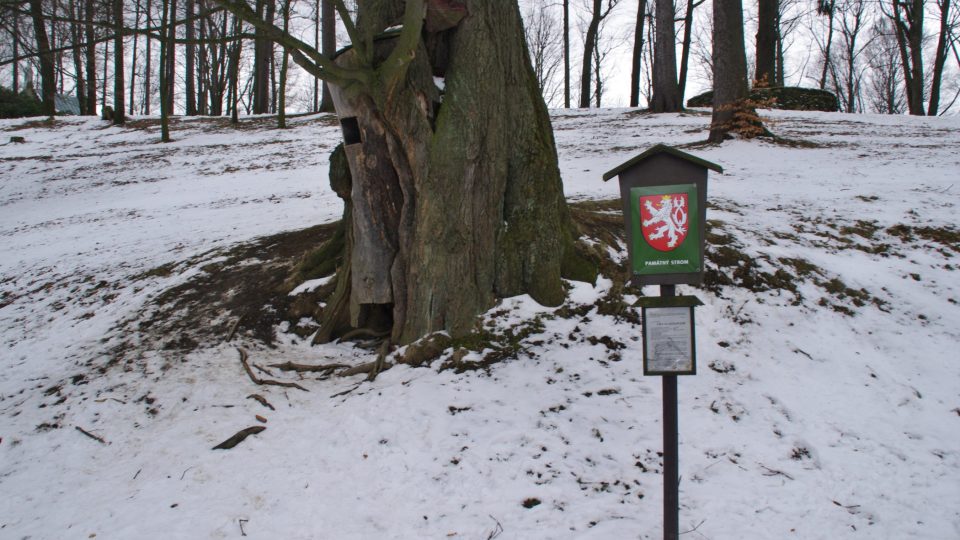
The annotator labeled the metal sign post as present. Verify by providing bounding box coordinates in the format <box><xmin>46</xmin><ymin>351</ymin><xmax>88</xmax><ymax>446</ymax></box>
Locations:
<box><xmin>604</xmin><ymin>144</ymin><xmax>721</xmax><ymax>540</ymax></box>
<box><xmin>660</xmin><ymin>284</ymin><xmax>680</xmax><ymax>540</ymax></box>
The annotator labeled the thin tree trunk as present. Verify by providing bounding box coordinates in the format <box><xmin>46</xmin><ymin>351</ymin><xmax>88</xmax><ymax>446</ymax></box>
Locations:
<box><xmin>130</xmin><ymin>0</ymin><xmax>140</xmax><ymax>115</ymax></box>
<box><xmin>580</xmin><ymin>0</ymin><xmax>602</xmax><ymax>108</ymax></box>
<box><xmin>144</xmin><ymin>0</ymin><xmax>152</xmax><ymax>114</ymax></box>
<box><xmin>819</xmin><ymin>3</ymin><xmax>834</xmax><ymax>90</ymax></box>
<box><xmin>313</xmin><ymin>0</ymin><xmax>320</xmax><ymax>111</ymax></box>
<box><xmin>774</xmin><ymin>3</ymin><xmax>785</xmax><ymax>86</ymax></box>
<box><xmin>69</xmin><ymin>0</ymin><xmax>87</xmax><ymax>114</ymax></box>
<box><xmin>50</xmin><ymin>0</ymin><xmax>60</xmax><ymax>93</ymax></box>
<box><xmin>563</xmin><ymin>0</ymin><xmax>570</xmax><ymax>108</ymax></box>
<box><xmin>113</xmin><ymin>0</ymin><xmax>126</xmax><ymax>124</ymax></box>
<box><xmin>267</xmin><ymin>0</ymin><xmax>276</xmax><ymax>113</ymax></box>
<box><xmin>630</xmin><ymin>0</ymin><xmax>648</xmax><ymax>107</ymax></box>
<box><xmin>277</xmin><ymin>0</ymin><xmax>289</xmax><ymax>127</ymax></box>
<box><xmin>85</xmin><ymin>0</ymin><xmax>97</xmax><ymax>115</ymax></box>
<box><xmin>160</xmin><ymin>0</ymin><xmax>171</xmax><ymax>140</ymax></box>
<box><xmin>651</xmin><ymin>0</ymin><xmax>681</xmax><ymax>111</ymax></box>
<box><xmin>197</xmin><ymin>4</ymin><xmax>209</xmax><ymax>115</ymax></box>
<box><xmin>228</xmin><ymin>14</ymin><xmax>242</xmax><ymax>123</ymax></box>
<box><xmin>927</xmin><ymin>0</ymin><xmax>951</xmax><ymax>115</ymax></box>
<box><xmin>12</xmin><ymin>15</ymin><xmax>19</xmax><ymax>94</ymax></box>
<box><xmin>319</xmin><ymin>0</ymin><xmax>335</xmax><ymax>111</ymax></box>
<box><xmin>905</xmin><ymin>0</ymin><xmax>924</xmax><ymax>115</ymax></box>
<box><xmin>28</xmin><ymin>0</ymin><xmax>57</xmax><ymax>116</ymax></box>
<box><xmin>168</xmin><ymin>0</ymin><xmax>178</xmax><ymax>114</ymax></box>
<box><xmin>102</xmin><ymin>40</ymin><xmax>109</xmax><ymax>114</ymax></box>
<box><xmin>185</xmin><ymin>0</ymin><xmax>197</xmax><ymax>115</ymax></box>
<box><xmin>677</xmin><ymin>0</ymin><xmax>700</xmax><ymax>103</ymax></box>
<box><xmin>253</xmin><ymin>0</ymin><xmax>268</xmax><ymax>113</ymax></box>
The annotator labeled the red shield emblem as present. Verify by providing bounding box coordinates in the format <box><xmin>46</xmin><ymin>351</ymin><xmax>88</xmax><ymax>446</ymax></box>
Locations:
<box><xmin>639</xmin><ymin>193</ymin><xmax>689</xmax><ymax>252</ymax></box>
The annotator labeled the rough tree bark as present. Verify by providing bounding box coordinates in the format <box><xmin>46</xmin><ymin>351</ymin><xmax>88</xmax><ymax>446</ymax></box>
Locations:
<box><xmin>754</xmin><ymin>0</ymin><xmax>778</xmax><ymax>86</ymax></box>
<box><xmin>651</xmin><ymin>0</ymin><xmax>681</xmax><ymax>111</ymax></box>
<box><xmin>113</xmin><ymin>0</ymin><xmax>126</xmax><ymax>124</ymax></box>
<box><xmin>709</xmin><ymin>0</ymin><xmax>751</xmax><ymax>142</ymax></box>
<box><xmin>215</xmin><ymin>0</ymin><xmax>594</xmax><ymax>344</ymax></box>
<box><xmin>29</xmin><ymin>0</ymin><xmax>57</xmax><ymax>116</ymax></box>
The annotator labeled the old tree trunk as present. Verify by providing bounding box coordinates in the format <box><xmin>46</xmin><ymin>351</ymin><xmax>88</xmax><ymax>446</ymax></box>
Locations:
<box><xmin>221</xmin><ymin>0</ymin><xmax>594</xmax><ymax>345</ymax></box>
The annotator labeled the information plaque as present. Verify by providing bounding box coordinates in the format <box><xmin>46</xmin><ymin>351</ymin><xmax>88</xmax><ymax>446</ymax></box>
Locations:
<box><xmin>637</xmin><ymin>295</ymin><xmax>701</xmax><ymax>376</ymax></box>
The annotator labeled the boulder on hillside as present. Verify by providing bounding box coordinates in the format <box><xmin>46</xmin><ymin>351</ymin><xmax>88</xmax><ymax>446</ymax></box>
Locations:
<box><xmin>687</xmin><ymin>87</ymin><xmax>840</xmax><ymax>112</ymax></box>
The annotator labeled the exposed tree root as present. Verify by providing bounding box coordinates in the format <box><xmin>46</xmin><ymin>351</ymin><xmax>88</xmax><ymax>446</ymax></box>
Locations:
<box><xmin>340</xmin><ymin>327</ymin><xmax>391</xmax><ymax>341</ymax></box>
<box><xmin>237</xmin><ymin>347</ymin><xmax>309</xmax><ymax>392</ymax></box>
<box><xmin>338</xmin><ymin>361</ymin><xmax>383</xmax><ymax>378</ymax></box>
<box><xmin>268</xmin><ymin>361</ymin><xmax>350</xmax><ymax>373</ymax></box>
<box><xmin>212</xmin><ymin>426</ymin><xmax>266</xmax><ymax>450</ymax></box>
<box><xmin>338</xmin><ymin>342</ymin><xmax>393</xmax><ymax>381</ymax></box>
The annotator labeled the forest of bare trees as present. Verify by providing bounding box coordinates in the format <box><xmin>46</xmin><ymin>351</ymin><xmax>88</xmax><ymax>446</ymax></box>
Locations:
<box><xmin>1</xmin><ymin>0</ymin><xmax>958</xmax><ymax>122</ymax></box>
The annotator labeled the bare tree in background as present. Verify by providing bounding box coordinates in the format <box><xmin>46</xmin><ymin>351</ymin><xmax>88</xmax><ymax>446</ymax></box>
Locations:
<box><xmin>882</xmin><ymin>0</ymin><xmax>924</xmax><ymax>115</ymax></box>
<box><xmin>774</xmin><ymin>0</ymin><xmax>803</xmax><ymax>86</ymax></box>
<box><xmin>927</xmin><ymin>0</ymin><xmax>954</xmax><ymax>115</ymax></box>
<box><xmin>866</xmin><ymin>17</ymin><xmax>905</xmax><ymax>113</ymax></box>
<box><xmin>828</xmin><ymin>0</ymin><xmax>868</xmax><ymax>113</ymax></box>
<box><xmin>677</xmin><ymin>0</ymin><xmax>706</xmax><ymax>101</ymax></box>
<box><xmin>524</xmin><ymin>0</ymin><xmax>564</xmax><ymax>106</ymax></box>
<box><xmin>813</xmin><ymin>0</ymin><xmax>836</xmax><ymax>89</ymax></box>
<box><xmin>579</xmin><ymin>0</ymin><xmax>619</xmax><ymax>107</ymax></box>
<box><xmin>629</xmin><ymin>0</ymin><xmax>648</xmax><ymax>106</ymax></box>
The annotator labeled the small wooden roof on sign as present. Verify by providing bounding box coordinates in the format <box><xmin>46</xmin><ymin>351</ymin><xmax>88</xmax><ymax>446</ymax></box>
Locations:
<box><xmin>602</xmin><ymin>143</ymin><xmax>724</xmax><ymax>181</ymax></box>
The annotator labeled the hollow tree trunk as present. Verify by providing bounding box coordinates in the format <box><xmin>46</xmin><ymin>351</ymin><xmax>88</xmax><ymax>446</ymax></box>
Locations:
<box><xmin>325</xmin><ymin>0</ymin><xmax>590</xmax><ymax>344</ymax></box>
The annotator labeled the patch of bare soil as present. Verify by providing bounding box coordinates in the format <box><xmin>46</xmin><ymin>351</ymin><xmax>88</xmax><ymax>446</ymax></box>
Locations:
<box><xmin>122</xmin><ymin>221</ymin><xmax>339</xmax><ymax>358</ymax></box>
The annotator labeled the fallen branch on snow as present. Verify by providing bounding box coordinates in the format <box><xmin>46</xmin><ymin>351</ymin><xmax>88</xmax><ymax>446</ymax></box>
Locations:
<box><xmin>237</xmin><ymin>347</ymin><xmax>308</xmax><ymax>392</ymax></box>
<box><xmin>212</xmin><ymin>426</ymin><xmax>266</xmax><ymax>450</ymax></box>
<box><xmin>75</xmin><ymin>426</ymin><xmax>107</xmax><ymax>444</ymax></box>
<box><xmin>246</xmin><ymin>394</ymin><xmax>275</xmax><ymax>410</ymax></box>
<box><xmin>759</xmin><ymin>463</ymin><xmax>794</xmax><ymax>480</ymax></box>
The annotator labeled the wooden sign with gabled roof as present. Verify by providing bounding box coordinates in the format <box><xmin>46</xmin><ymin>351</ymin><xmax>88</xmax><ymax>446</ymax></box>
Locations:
<box><xmin>603</xmin><ymin>144</ymin><xmax>723</xmax><ymax>287</ymax></box>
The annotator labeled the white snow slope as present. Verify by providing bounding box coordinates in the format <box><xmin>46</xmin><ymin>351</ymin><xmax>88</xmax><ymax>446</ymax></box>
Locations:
<box><xmin>1</xmin><ymin>109</ymin><xmax>958</xmax><ymax>540</ymax></box>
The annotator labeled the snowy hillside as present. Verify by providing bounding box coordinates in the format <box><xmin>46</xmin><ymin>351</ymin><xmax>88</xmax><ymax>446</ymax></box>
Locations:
<box><xmin>1</xmin><ymin>109</ymin><xmax>958</xmax><ymax>539</ymax></box>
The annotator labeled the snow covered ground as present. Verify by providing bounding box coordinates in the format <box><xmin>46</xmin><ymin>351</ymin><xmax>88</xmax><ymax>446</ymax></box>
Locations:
<box><xmin>1</xmin><ymin>109</ymin><xmax>958</xmax><ymax>539</ymax></box>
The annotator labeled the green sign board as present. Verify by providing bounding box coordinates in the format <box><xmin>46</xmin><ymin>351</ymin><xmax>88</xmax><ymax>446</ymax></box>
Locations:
<box><xmin>628</xmin><ymin>183</ymin><xmax>701</xmax><ymax>277</ymax></box>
